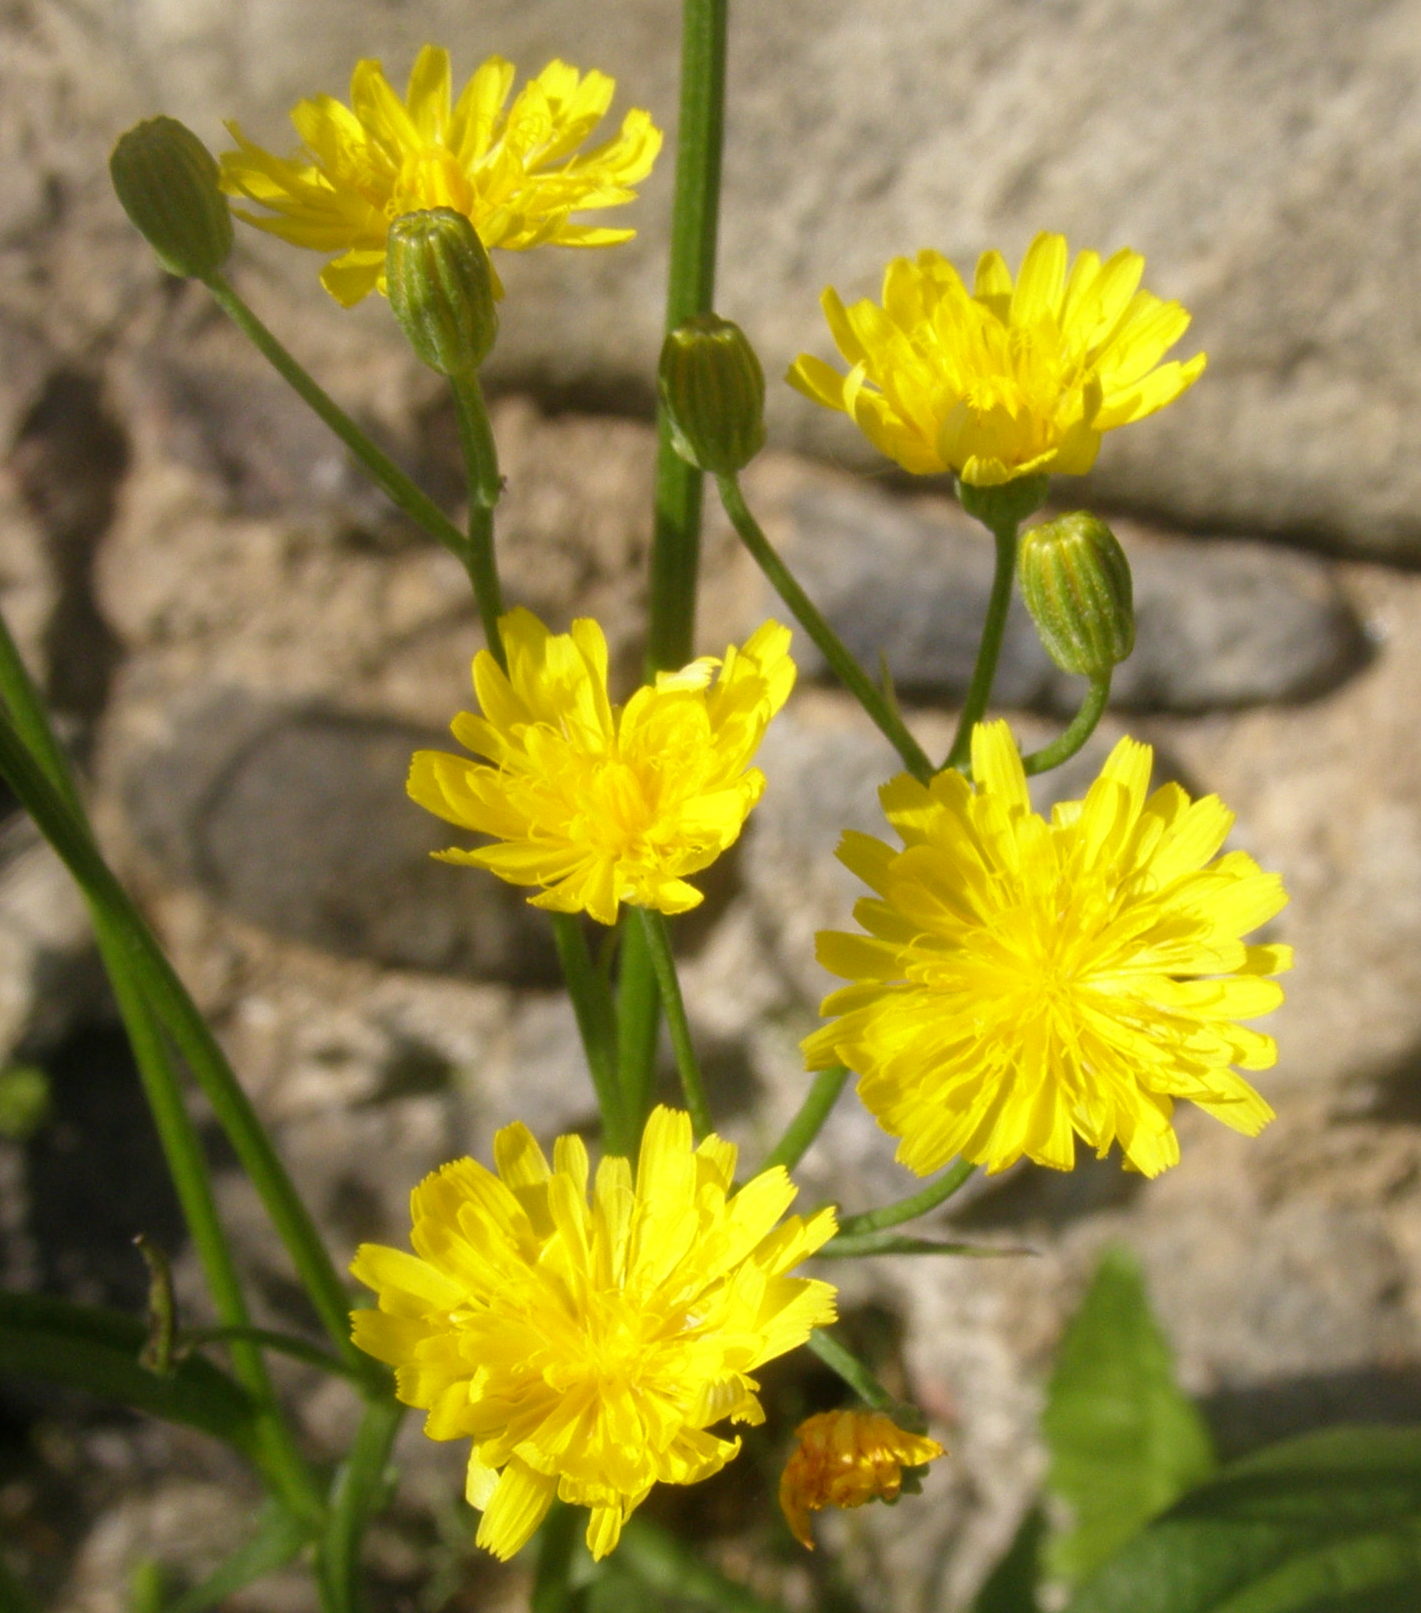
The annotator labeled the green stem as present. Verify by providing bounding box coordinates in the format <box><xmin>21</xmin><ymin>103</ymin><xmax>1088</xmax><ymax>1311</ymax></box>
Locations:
<box><xmin>1022</xmin><ymin>674</ymin><xmax>1111</xmax><ymax>776</ymax></box>
<box><xmin>0</xmin><ymin>619</ymin><xmax>324</xmax><ymax>1522</ymax></box>
<box><xmin>449</xmin><ymin>373</ymin><xmax>507</xmax><ymax>667</ymax></box>
<box><xmin>635</xmin><ymin>908</ymin><xmax>712</xmax><ymax>1138</ymax></box>
<box><xmin>760</xmin><ymin>1066</ymin><xmax>850</xmax><ymax>1173</ymax></box>
<box><xmin>945</xmin><ymin>516</ymin><xmax>1020</xmax><ymax>770</ymax></box>
<box><xmin>718</xmin><ymin>476</ymin><xmax>934</xmax><ymax>781</ymax></box>
<box><xmin>204</xmin><ymin>274</ymin><xmax>468</xmax><ymax>562</ymax></box>
<box><xmin>616</xmin><ymin>925</ymin><xmax>662</xmax><ymax>1151</ymax></box>
<box><xmin>619</xmin><ymin>1517</ymin><xmax>784</xmax><ymax>1613</ymax></box>
<box><xmin>530</xmin><ymin>1501</ymin><xmax>580</xmax><ymax>1613</ymax></box>
<box><xmin>834</xmin><ymin>1159</ymin><xmax>977</xmax><ymax>1238</ymax></box>
<box><xmin>806</xmin><ymin>1329</ymin><xmax>897</xmax><ymax>1413</ymax></box>
<box><xmin>0</xmin><ymin>713</ymin><xmax>371</xmax><ymax>1388</ymax></box>
<box><xmin>551</xmin><ymin>914</ymin><xmax>627</xmax><ymax>1156</ymax></box>
<box><xmin>182</xmin><ymin>1325</ymin><xmax>361</xmax><ymax>1380</ymax></box>
<box><xmin>645</xmin><ymin>0</ymin><xmax>728</xmax><ymax>674</ymax></box>
<box><xmin>319</xmin><ymin>1393</ymin><xmax>405</xmax><ymax>1612</ymax></box>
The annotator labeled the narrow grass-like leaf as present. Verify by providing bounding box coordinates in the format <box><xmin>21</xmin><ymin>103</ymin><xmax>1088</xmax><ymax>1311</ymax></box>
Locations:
<box><xmin>165</xmin><ymin>1500</ymin><xmax>311</xmax><ymax>1613</ymax></box>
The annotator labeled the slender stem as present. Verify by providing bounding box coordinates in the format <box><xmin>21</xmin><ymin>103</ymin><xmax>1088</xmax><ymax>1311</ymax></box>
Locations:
<box><xmin>182</xmin><ymin>1325</ymin><xmax>360</xmax><ymax>1380</ymax></box>
<box><xmin>717</xmin><ymin>476</ymin><xmax>934</xmax><ymax>781</ymax></box>
<box><xmin>760</xmin><ymin>1066</ymin><xmax>851</xmax><ymax>1173</ymax></box>
<box><xmin>806</xmin><ymin>1329</ymin><xmax>897</xmax><ymax>1413</ymax></box>
<box><xmin>945</xmin><ymin>517</ymin><xmax>1020</xmax><ymax>770</ymax></box>
<box><xmin>449</xmin><ymin>373</ymin><xmax>507</xmax><ymax>668</ymax></box>
<box><xmin>645</xmin><ymin>0</ymin><xmax>729</xmax><ymax>673</ymax></box>
<box><xmin>635</xmin><ymin>908</ymin><xmax>712</xmax><ymax>1138</ymax></box>
<box><xmin>319</xmin><ymin>1394</ymin><xmax>405</xmax><ymax>1612</ymax></box>
<box><xmin>1022</xmin><ymin>674</ymin><xmax>1111</xmax><ymax>776</ymax></box>
<box><xmin>530</xmin><ymin>1501</ymin><xmax>580</xmax><ymax>1613</ymax></box>
<box><xmin>617</xmin><ymin>925</ymin><xmax>662</xmax><ymax>1150</ymax></box>
<box><xmin>834</xmin><ymin>1159</ymin><xmax>977</xmax><ymax>1238</ymax></box>
<box><xmin>551</xmin><ymin>914</ymin><xmax>628</xmax><ymax>1155</ymax></box>
<box><xmin>0</xmin><ymin>715</ymin><xmax>372</xmax><ymax>1386</ymax></box>
<box><xmin>0</xmin><ymin>617</ymin><xmax>324</xmax><ymax>1521</ymax></box>
<box><xmin>204</xmin><ymin>274</ymin><xmax>468</xmax><ymax>562</ymax></box>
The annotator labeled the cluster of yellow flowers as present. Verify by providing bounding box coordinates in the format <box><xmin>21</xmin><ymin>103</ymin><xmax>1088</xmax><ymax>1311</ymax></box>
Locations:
<box><xmin>187</xmin><ymin>44</ymin><xmax>1288</xmax><ymax>1567</ymax></box>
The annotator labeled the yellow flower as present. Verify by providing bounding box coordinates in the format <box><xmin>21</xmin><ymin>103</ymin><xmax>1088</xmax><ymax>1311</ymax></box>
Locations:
<box><xmin>788</xmin><ymin>232</ymin><xmax>1206</xmax><ymax>486</ymax></box>
<box><xmin>408</xmin><ymin>608</ymin><xmax>796</xmax><ymax>925</ymax></box>
<box><xmin>779</xmin><ymin>1409</ymin><xmax>945</xmax><ymax>1550</ymax></box>
<box><xmin>219</xmin><ymin>46</ymin><xmax>661</xmax><ymax>305</ymax></box>
<box><xmin>351</xmin><ymin>1108</ymin><xmax>838</xmax><ymax>1561</ymax></box>
<box><xmin>804</xmin><ymin>723</ymin><xmax>1291</xmax><ymax>1178</ymax></box>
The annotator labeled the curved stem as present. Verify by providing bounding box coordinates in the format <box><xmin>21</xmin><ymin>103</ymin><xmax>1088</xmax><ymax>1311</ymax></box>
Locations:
<box><xmin>450</xmin><ymin>373</ymin><xmax>507</xmax><ymax>668</ymax></box>
<box><xmin>760</xmin><ymin>1066</ymin><xmax>851</xmax><ymax>1173</ymax></box>
<box><xmin>945</xmin><ymin>517</ymin><xmax>1020</xmax><ymax>769</ymax></box>
<box><xmin>717</xmin><ymin>476</ymin><xmax>934</xmax><ymax>782</ymax></box>
<box><xmin>551</xmin><ymin>914</ymin><xmax>627</xmax><ymax>1156</ymax></box>
<box><xmin>635</xmin><ymin>907</ymin><xmax>712</xmax><ymax>1139</ymax></box>
<box><xmin>204</xmin><ymin>275</ymin><xmax>468</xmax><ymax>561</ymax></box>
<box><xmin>806</xmin><ymin>1329</ymin><xmax>897</xmax><ymax>1413</ymax></box>
<box><xmin>834</xmin><ymin>1159</ymin><xmax>977</xmax><ymax>1238</ymax></box>
<box><xmin>319</xmin><ymin>1394</ymin><xmax>405</xmax><ymax>1611</ymax></box>
<box><xmin>1022</xmin><ymin>674</ymin><xmax>1111</xmax><ymax>776</ymax></box>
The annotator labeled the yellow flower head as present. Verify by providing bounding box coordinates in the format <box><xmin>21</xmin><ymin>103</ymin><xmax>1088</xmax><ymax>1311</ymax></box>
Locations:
<box><xmin>408</xmin><ymin>608</ymin><xmax>796</xmax><ymax>925</ymax></box>
<box><xmin>219</xmin><ymin>46</ymin><xmax>662</xmax><ymax>305</ymax></box>
<box><xmin>788</xmin><ymin>232</ymin><xmax>1206</xmax><ymax>486</ymax></box>
<box><xmin>351</xmin><ymin>1108</ymin><xmax>838</xmax><ymax>1561</ymax></box>
<box><xmin>804</xmin><ymin>723</ymin><xmax>1291</xmax><ymax>1178</ymax></box>
<box><xmin>779</xmin><ymin>1409</ymin><xmax>945</xmax><ymax>1550</ymax></box>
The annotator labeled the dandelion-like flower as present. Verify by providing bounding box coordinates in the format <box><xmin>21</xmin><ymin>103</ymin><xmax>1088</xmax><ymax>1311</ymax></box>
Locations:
<box><xmin>788</xmin><ymin>232</ymin><xmax>1206</xmax><ymax>486</ymax></box>
<box><xmin>220</xmin><ymin>46</ymin><xmax>661</xmax><ymax>305</ymax></box>
<box><xmin>351</xmin><ymin>1108</ymin><xmax>838</xmax><ymax>1561</ymax></box>
<box><xmin>804</xmin><ymin>723</ymin><xmax>1291</xmax><ymax>1178</ymax></box>
<box><xmin>408</xmin><ymin>608</ymin><xmax>795</xmax><ymax>925</ymax></box>
<box><xmin>779</xmin><ymin>1410</ymin><xmax>945</xmax><ymax>1549</ymax></box>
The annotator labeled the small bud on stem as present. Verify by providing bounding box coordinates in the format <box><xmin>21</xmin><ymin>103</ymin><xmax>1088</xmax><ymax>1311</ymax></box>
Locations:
<box><xmin>659</xmin><ymin>314</ymin><xmax>767</xmax><ymax>475</ymax></box>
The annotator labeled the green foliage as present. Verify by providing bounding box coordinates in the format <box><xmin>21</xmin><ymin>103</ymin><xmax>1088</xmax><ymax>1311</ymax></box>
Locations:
<box><xmin>0</xmin><ymin>1064</ymin><xmax>49</xmax><ymax>1141</ymax></box>
<box><xmin>1061</xmin><ymin>1426</ymin><xmax>1421</xmax><ymax>1613</ymax></box>
<box><xmin>969</xmin><ymin>1506</ymin><xmax>1046</xmax><ymax>1613</ymax></box>
<box><xmin>1043</xmin><ymin>1245</ymin><xmax>1217</xmax><ymax>1584</ymax></box>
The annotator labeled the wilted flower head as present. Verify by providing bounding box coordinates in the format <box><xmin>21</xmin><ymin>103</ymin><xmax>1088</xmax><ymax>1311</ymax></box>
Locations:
<box><xmin>788</xmin><ymin>232</ymin><xmax>1206</xmax><ymax>486</ymax></box>
<box><xmin>805</xmin><ymin>722</ymin><xmax>1290</xmax><ymax>1178</ymax></box>
<box><xmin>780</xmin><ymin>1409</ymin><xmax>945</xmax><ymax>1549</ymax></box>
<box><xmin>220</xmin><ymin>46</ymin><xmax>661</xmax><ymax>305</ymax></box>
<box><xmin>352</xmin><ymin>1108</ymin><xmax>838</xmax><ymax>1560</ymax></box>
<box><xmin>408</xmin><ymin>608</ymin><xmax>795</xmax><ymax>925</ymax></box>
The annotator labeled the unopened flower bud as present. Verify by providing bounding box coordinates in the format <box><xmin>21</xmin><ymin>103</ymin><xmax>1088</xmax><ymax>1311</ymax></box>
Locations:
<box><xmin>1019</xmin><ymin>511</ymin><xmax>1135</xmax><ymax>678</ymax></box>
<box><xmin>386</xmin><ymin>209</ymin><xmax>498</xmax><ymax>378</ymax></box>
<box><xmin>659</xmin><ymin>314</ymin><xmax>766</xmax><ymax>474</ymax></box>
<box><xmin>109</xmin><ymin>117</ymin><xmax>233</xmax><ymax>280</ymax></box>
<box><xmin>779</xmin><ymin>1409</ymin><xmax>945</xmax><ymax>1550</ymax></box>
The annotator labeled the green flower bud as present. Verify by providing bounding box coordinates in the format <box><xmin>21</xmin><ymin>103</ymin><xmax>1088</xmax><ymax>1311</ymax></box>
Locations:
<box><xmin>659</xmin><ymin>314</ymin><xmax>766</xmax><ymax>475</ymax></box>
<box><xmin>109</xmin><ymin>117</ymin><xmax>233</xmax><ymax>280</ymax></box>
<box><xmin>1019</xmin><ymin>511</ymin><xmax>1135</xmax><ymax>678</ymax></box>
<box><xmin>386</xmin><ymin>209</ymin><xmax>498</xmax><ymax>378</ymax></box>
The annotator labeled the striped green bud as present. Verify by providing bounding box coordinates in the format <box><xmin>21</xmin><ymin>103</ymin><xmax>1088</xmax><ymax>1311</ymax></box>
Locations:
<box><xmin>386</xmin><ymin>209</ymin><xmax>498</xmax><ymax>378</ymax></box>
<box><xmin>659</xmin><ymin>314</ymin><xmax>766</xmax><ymax>475</ymax></box>
<box><xmin>109</xmin><ymin>117</ymin><xmax>233</xmax><ymax>280</ymax></box>
<box><xmin>1019</xmin><ymin>512</ymin><xmax>1135</xmax><ymax>678</ymax></box>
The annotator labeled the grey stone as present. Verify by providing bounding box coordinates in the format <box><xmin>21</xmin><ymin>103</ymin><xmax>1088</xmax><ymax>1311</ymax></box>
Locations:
<box><xmin>736</xmin><ymin>457</ymin><xmax>1370</xmax><ymax>715</ymax></box>
<box><xmin>118</xmin><ymin>687</ymin><xmax>560</xmax><ymax>984</ymax></box>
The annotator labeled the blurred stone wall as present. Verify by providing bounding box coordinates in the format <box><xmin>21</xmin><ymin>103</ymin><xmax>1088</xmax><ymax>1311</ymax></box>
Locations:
<box><xmin>3</xmin><ymin>2</ymin><xmax>1421</xmax><ymax>1610</ymax></box>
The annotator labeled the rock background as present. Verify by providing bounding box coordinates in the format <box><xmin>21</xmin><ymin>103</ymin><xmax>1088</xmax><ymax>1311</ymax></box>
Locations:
<box><xmin>2</xmin><ymin>2</ymin><xmax>1421</xmax><ymax>1610</ymax></box>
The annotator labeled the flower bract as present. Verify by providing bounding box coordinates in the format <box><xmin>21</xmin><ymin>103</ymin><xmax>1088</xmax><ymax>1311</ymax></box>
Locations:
<box><xmin>408</xmin><ymin>608</ymin><xmax>796</xmax><ymax>925</ymax></box>
<box><xmin>779</xmin><ymin>1409</ymin><xmax>945</xmax><ymax>1549</ymax></box>
<box><xmin>351</xmin><ymin>1107</ymin><xmax>838</xmax><ymax>1560</ymax></box>
<box><xmin>804</xmin><ymin>722</ymin><xmax>1291</xmax><ymax>1178</ymax></box>
<box><xmin>788</xmin><ymin>232</ymin><xmax>1206</xmax><ymax>486</ymax></box>
<box><xmin>219</xmin><ymin>46</ymin><xmax>662</xmax><ymax>305</ymax></box>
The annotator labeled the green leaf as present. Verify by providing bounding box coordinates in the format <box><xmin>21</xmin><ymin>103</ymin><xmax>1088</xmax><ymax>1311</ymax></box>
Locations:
<box><xmin>618</xmin><ymin>1518</ymin><xmax>786</xmax><ymax>1613</ymax></box>
<box><xmin>818</xmin><ymin>1232</ymin><xmax>1034</xmax><ymax>1259</ymax></box>
<box><xmin>0</xmin><ymin>1290</ymin><xmax>260</xmax><ymax>1459</ymax></box>
<box><xmin>969</xmin><ymin>1505</ymin><xmax>1046</xmax><ymax>1613</ymax></box>
<box><xmin>1043</xmin><ymin>1245</ymin><xmax>1216</xmax><ymax>1583</ymax></box>
<box><xmin>1061</xmin><ymin>1426</ymin><xmax>1421</xmax><ymax>1613</ymax></box>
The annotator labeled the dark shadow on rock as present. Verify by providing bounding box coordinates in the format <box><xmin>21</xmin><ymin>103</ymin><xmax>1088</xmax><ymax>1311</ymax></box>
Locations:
<box><xmin>1351</xmin><ymin>1040</ymin><xmax>1421</xmax><ymax>1126</ymax></box>
<box><xmin>9</xmin><ymin>369</ymin><xmax>129</xmax><ymax>746</ymax></box>
<box><xmin>950</xmin><ymin>1150</ymin><xmax>1149</xmax><ymax>1231</ymax></box>
<box><xmin>1201</xmin><ymin>1365</ymin><xmax>1421</xmax><ymax>1463</ymax></box>
<box><xmin>121</xmin><ymin>688</ymin><xmax>563</xmax><ymax>985</ymax></box>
